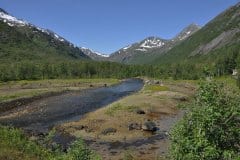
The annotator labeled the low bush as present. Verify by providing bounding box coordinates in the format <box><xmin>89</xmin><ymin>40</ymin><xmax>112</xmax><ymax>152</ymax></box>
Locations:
<box><xmin>0</xmin><ymin>126</ymin><xmax>101</xmax><ymax>160</ymax></box>
<box><xmin>170</xmin><ymin>82</ymin><xmax>240</xmax><ymax>160</ymax></box>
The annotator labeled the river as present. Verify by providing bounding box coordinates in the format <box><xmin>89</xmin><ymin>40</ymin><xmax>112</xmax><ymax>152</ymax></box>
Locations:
<box><xmin>0</xmin><ymin>78</ymin><xmax>144</xmax><ymax>134</ymax></box>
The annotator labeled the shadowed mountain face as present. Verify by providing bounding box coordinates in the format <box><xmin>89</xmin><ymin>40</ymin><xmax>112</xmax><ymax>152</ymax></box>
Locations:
<box><xmin>0</xmin><ymin>8</ymin><xmax>89</xmax><ymax>63</ymax></box>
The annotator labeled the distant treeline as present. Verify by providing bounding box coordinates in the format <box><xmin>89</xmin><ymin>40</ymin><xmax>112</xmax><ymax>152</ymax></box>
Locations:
<box><xmin>0</xmin><ymin>49</ymin><xmax>239</xmax><ymax>82</ymax></box>
<box><xmin>0</xmin><ymin>61</ymin><xmax>159</xmax><ymax>81</ymax></box>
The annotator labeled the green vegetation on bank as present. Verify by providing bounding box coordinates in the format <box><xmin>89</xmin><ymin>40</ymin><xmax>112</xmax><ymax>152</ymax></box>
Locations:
<box><xmin>0</xmin><ymin>78</ymin><xmax>118</xmax><ymax>103</ymax></box>
<box><xmin>105</xmin><ymin>103</ymin><xmax>139</xmax><ymax>116</ymax></box>
<box><xmin>170</xmin><ymin>82</ymin><xmax>240</xmax><ymax>160</ymax></box>
<box><xmin>0</xmin><ymin>125</ymin><xmax>101</xmax><ymax>160</ymax></box>
<box><xmin>144</xmin><ymin>85</ymin><xmax>169</xmax><ymax>92</ymax></box>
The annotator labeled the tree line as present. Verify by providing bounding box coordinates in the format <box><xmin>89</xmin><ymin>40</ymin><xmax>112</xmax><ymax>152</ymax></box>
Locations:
<box><xmin>0</xmin><ymin>58</ymin><xmax>239</xmax><ymax>82</ymax></box>
<box><xmin>0</xmin><ymin>46</ymin><xmax>239</xmax><ymax>83</ymax></box>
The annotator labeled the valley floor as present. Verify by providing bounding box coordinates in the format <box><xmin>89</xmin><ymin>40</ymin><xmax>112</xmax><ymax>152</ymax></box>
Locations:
<box><xmin>0</xmin><ymin>78</ymin><xmax>119</xmax><ymax>103</ymax></box>
<box><xmin>59</xmin><ymin>79</ymin><xmax>197</xmax><ymax>159</ymax></box>
<box><xmin>0</xmin><ymin>78</ymin><xmax>199</xmax><ymax>160</ymax></box>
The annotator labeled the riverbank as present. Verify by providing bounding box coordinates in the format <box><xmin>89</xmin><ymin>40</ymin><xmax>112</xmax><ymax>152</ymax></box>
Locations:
<box><xmin>0</xmin><ymin>78</ymin><xmax>119</xmax><ymax>113</ymax></box>
<box><xmin>59</xmin><ymin>79</ymin><xmax>197</xmax><ymax>159</ymax></box>
<box><xmin>0</xmin><ymin>78</ymin><xmax>119</xmax><ymax>103</ymax></box>
<box><xmin>0</xmin><ymin>78</ymin><xmax>198</xmax><ymax>160</ymax></box>
<box><xmin>0</xmin><ymin>79</ymin><xmax>143</xmax><ymax>134</ymax></box>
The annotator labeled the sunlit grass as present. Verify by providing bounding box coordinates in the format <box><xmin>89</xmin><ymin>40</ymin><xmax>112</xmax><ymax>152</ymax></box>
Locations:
<box><xmin>0</xmin><ymin>78</ymin><xmax>119</xmax><ymax>103</ymax></box>
<box><xmin>144</xmin><ymin>85</ymin><xmax>169</xmax><ymax>92</ymax></box>
<box><xmin>105</xmin><ymin>103</ymin><xmax>139</xmax><ymax>116</ymax></box>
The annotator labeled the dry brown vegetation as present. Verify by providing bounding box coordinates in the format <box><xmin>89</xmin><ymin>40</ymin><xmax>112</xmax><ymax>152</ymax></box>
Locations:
<box><xmin>59</xmin><ymin>80</ymin><xmax>196</xmax><ymax>160</ymax></box>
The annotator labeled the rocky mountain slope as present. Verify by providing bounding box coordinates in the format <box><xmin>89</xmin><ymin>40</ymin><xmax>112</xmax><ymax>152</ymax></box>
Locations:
<box><xmin>0</xmin><ymin>8</ymin><xmax>89</xmax><ymax>63</ymax></box>
<box><xmin>108</xmin><ymin>24</ymin><xmax>200</xmax><ymax>64</ymax></box>
<box><xmin>79</xmin><ymin>47</ymin><xmax>109</xmax><ymax>61</ymax></box>
<box><xmin>153</xmin><ymin>2</ymin><xmax>240</xmax><ymax>65</ymax></box>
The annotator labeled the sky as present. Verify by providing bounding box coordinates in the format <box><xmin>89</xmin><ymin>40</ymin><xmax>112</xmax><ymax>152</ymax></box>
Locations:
<box><xmin>0</xmin><ymin>0</ymin><xmax>239</xmax><ymax>54</ymax></box>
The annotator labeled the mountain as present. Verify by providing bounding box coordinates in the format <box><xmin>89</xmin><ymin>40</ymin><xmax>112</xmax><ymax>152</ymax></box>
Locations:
<box><xmin>108</xmin><ymin>24</ymin><xmax>200</xmax><ymax>64</ymax></box>
<box><xmin>108</xmin><ymin>37</ymin><xmax>168</xmax><ymax>63</ymax></box>
<box><xmin>0</xmin><ymin>8</ymin><xmax>89</xmax><ymax>63</ymax></box>
<box><xmin>153</xmin><ymin>2</ymin><xmax>240</xmax><ymax>65</ymax></box>
<box><xmin>79</xmin><ymin>47</ymin><xmax>109</xmax><ymax>61</ymax></box>
<box><xmin>172</xmin><ymin>23</ymin><xmax>201</xmax><ymax>42</ymax></box>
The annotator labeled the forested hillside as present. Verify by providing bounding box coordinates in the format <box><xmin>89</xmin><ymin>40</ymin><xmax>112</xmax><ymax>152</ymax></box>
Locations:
<box><xmin>0</xmin><ymin>9</ymin><xmax>89</xmax><ymax>63</ymax></box>
<box><xmin>153</xmin><ymin>2</ymin><xmax>240</xmax><ymax>76</ymax></box>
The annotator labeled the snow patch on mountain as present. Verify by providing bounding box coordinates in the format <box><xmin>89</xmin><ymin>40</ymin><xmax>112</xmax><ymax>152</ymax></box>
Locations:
<box><xmin>0</xmin><ymin>10</ymin><xmax>28</xmax><ymax>26</ymax></box>
<box><xmin>0</xmin><ymin>8</ymin><xmax>68</xmax><ymax>44</ymax></box>
<box><xmin>140</xmin><ymin>39</ymin><xmax>165</xmax><ymax>48</ymax></box>
<box><xmin>123</xmin><ymin>45</ymin><xmax>132</xmax><ymax>50</ymax></box>
<box><xmin>80</xmin><ymin>47</ymin><xmax>109</xmax><ymax>58</ymax></box>
<box><xmin>179</xmin><ymin>31</ymin><xmax>192</xmax><ymax>40</ymax></box>
<box><xmin>173</xmin><ymin>24</ymin><xmax>200</xmax><ymax>41</ymax></box>
<box><xmin>95</xmin><ymin>52</ymin><xmax>109</xmax><ymax>57</ymax></box>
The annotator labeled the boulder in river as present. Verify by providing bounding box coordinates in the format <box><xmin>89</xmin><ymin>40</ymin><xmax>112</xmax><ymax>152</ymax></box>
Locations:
<box><xmin>142</xmin><ymin>121</ymin><xmax>158</xmax><ymax>132</ymax></box>
<box><xmin>101</xmin><ymin>128</ymin><xmax>117</xmax><ymax>135</ymax></box>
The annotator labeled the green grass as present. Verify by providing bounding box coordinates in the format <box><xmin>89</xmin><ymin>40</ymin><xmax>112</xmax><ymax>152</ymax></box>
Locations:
<box><xmin>0</xmin><ymin>125</ymin><xmax>53</xmax><ymax>160</ymax></box>
<box><xmin>144</xmin><ymin>85</ymin><xmax>169</xmax><ymax>92</ymax></box>
<box><xmin>105</xmin><ymin>103</ymin><xmax>139</xmax><ymax>116</ymax></box>
<box><xmin>214</xmin><ymin>76</ymin><xmax>239</xmax><ymax>89</ymax></box>
<box><xmin>0</xmin><ymin>78</ymin><xmax>119</xmax><ymax>103</ymax></box>
<box><xmin>0</xmin><ymin>78</ymin><xmax>118</xmax><ymax>88</ymax></box>
<box><xmin>0</xmin><ymin>125</ymin><xmax>101</xmax><ymax>160</ymax></box>
<box><xmin>0</xmin><ymin>89</ymin><xmax>50</xmax><ymax>103</ymax></box>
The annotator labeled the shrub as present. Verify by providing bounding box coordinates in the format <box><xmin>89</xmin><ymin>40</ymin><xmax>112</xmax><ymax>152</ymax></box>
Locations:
<box><xmin>170</xmin><ymin>82</ymin><xmax>240</xmax><ymax>160</ymax></box>
<box><xmin>63</xmin><ymin>139</ymin><xmax>101</xmax><ymax>160</ymax></box>
<box><xmin>0</xmin><ymin>126</ymin><xmax>101</xmax><ymax>160</ymax></box>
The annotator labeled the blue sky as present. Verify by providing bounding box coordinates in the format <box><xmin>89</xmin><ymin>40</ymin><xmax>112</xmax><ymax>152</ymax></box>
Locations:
<box><xmin>1</xmin><ymin>0</ymin><xmax>239</xmax><ymax>54</ymax></box>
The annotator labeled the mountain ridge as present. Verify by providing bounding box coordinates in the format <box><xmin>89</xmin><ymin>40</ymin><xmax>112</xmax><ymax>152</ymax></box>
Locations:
<box><xmin>107</xmin><ymin>23</ymin><xmax>201</xmax><ymax>64</ymax></box>
<box><xmin>152</xmin><ymin>2</ymin><xmax>240</xmax><ymax>66</ymax></box>
<box><xmin>0</xmin><ymin>8</ymin><xmax>89</xmax><ymax>62</ymax></box>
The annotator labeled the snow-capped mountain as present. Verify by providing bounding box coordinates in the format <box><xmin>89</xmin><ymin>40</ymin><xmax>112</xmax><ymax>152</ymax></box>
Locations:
<box><xmin>0</xmin><ymin>8</ymin><xmax>89</xmax><ymax>60</ymax></box>
<box><xmin>0</xmin><ymin>7</ymin><xmax>201</xmax><ymax>63</ymax></box>
<box><xmin>80</xmin><ymin>47</ymin><xmax>109</xmax><ymax>60</ymax></box>
<box><xmin>0</xmin><ymin>8</ymin><xmax>28</xmax><ymax>26</ymax></box>
<box><xmin>139</xmin><ymin>37</ymin><xmax>166</xmax><ymax>49</ymax></box>
<box><xmin>0</xmin><ymin>8</ymin><xmax>70</xmax><ymax>45</ymax></box>
<box><xmin>135</xmin><ymin>37</ymin><xmax>168</xmax><ymax>52</ymax></box>
<box><xmin>109</xmin><ymin>24</ymin><xmax>200</xmax><ymax>64</ymax></box>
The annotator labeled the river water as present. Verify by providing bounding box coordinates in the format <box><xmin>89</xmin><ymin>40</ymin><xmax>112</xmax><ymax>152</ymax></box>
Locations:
<box><xmin>0</xmin><ymin>78</ymin><xmax>144</xmax><ymax>134</ymax></box>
